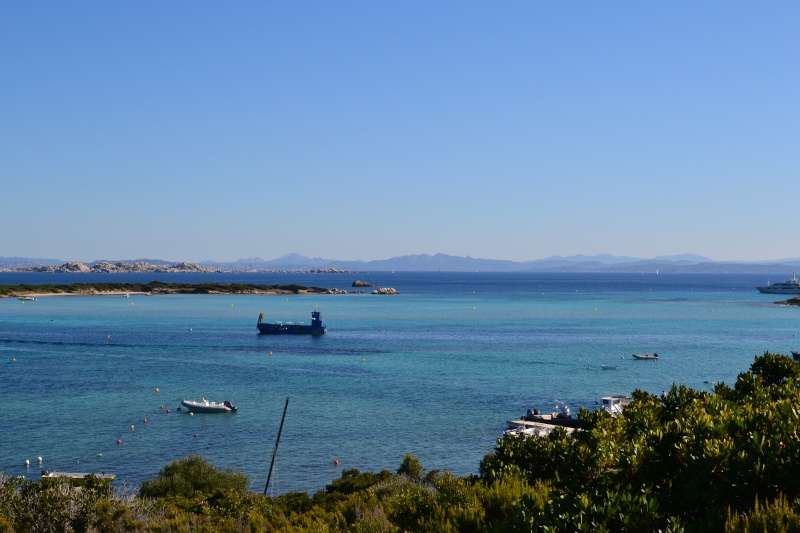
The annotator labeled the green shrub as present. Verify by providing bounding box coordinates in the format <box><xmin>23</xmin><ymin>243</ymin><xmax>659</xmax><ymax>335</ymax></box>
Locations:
<box><xmin>139</xmin><ymin>455</ymin><xmax>247</xmax><ymax>502</ymax></box>
<box><xmin>725</xmin><ymin>495</ymin><xmax>800</xmax><ymax>532</ymax></box>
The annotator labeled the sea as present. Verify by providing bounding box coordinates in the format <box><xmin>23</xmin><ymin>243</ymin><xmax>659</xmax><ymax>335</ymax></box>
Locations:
<box><xmin>0</xmin><ymin>271</ymin><xmax>796</xmax><ymax>496</ymax></box>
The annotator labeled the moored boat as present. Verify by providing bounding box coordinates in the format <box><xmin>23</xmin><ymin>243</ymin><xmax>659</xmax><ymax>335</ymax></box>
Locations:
<box><xmin>18</xmin><ymin>296</ymin><xmax>37</xmax><ymax>301</ymax></box>
<box><xmin>600</xmin><ymin>395</ymin><xmax>630</xmax><ymax>416</ymax></box>
<box><xmin>757</xmin><ymin>274</ymin><xmax>800</xmax><ymax>294</ymax></box>
<box><xmin>632</xmin><ymin>352</ymin><xmax>659</xmax><ymax>360</ymax></box>
<box><xmin>518</xmin><ymin>402</ymin><xmax>581</xmax><ymax>428</ymax></box>
<box><xmin>257</xmin><ymin>311</ymin><xmax>326</xmax><ymax>335</ymax></box>
<box><xmin>180</xmin><ymin>397</ymin><xmax>237</xmax><ymax>413</ymax></box>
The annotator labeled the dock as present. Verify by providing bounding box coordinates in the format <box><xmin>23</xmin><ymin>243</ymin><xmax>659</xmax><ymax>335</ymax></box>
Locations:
<box><xmin>505</xmin><ymin>419</ymin><xmax>577</xmax><ymax>435</ymax></box>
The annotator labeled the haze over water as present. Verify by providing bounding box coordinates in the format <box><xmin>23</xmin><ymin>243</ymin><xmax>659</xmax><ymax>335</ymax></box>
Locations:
<box><xmin>0</xmin><ymin>271</ymin><xmax>795</xmax><ymax>494</ymax></box>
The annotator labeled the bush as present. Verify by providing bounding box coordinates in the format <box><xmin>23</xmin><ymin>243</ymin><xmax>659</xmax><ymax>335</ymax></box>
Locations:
<box><xmin>725</xmin><ymin>495</ymin><xmax>800</xmax><ymax>532</ymax></box>
<box><xmin>139</xmin><ymin>455</ymin><xmax>247</xmax><ymax>501</ymax></box>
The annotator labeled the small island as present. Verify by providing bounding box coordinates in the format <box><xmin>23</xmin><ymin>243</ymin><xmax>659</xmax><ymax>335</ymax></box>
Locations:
<box><xmin>0</xmin><ymin>281</ymin><xmax>331</xmax><ymax>298</ymax></box>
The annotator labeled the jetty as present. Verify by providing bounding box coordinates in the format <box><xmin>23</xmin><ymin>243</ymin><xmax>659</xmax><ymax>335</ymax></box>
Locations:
<box><xmin>505</xmin><ymin>418</ymin><xmax>577</xmax><ymax>435</ymax></box>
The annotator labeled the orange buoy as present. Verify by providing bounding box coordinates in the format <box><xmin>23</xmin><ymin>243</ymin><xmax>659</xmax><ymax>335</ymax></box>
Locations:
<box><xmin>193</xmin><ymin>434</ymin><xmax>198</xmax><ymax>438</ymax></box>
<box><xmin>160</xmin><ymin>405</ymin><xmax>164</xmax><ymax>409</ymax></box>
<box><xmin>143</xmin><ymin>418</ymin><xmax>147</xmax><ymax>423</ymax></box>
<box><xmin>334</xmin><ymin>460</ymin><xmax>339</xmax><ymax>466</ymax></box>
<box><xmin>117</xmin><ymin>439</ymin><xmax>122</xmax><ymax>445</ymax></box>
<box><xmin>166</xmin><ymin>409</ymin><xmax>171</xmax><ymax>413</ymax></box>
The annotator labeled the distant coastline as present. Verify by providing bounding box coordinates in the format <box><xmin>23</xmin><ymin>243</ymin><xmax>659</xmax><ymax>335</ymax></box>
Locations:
<box><xmin>3</xmin><ymin>254</ymin><xmax>800</xmax><ymax>274</ymax></box>
<box><xmin>1</xmin><ymin>261</ymin><xmax>353</xmax><ymax>275</ymax></box>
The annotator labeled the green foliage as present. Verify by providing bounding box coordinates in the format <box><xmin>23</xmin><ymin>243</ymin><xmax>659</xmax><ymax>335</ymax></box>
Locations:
<box><xmin>482</xmin><ymin>352</ymin><xmax>800</xmax><ymax>531</ymax></box>
<box><xmin>277</xmin><ymin>491</ymin><xmax>315</xmax><ymax>515</ymax></box>
<box><xmin>725</xmin><ymin>495</ymin><xmax>800</xmax><ymax>532</ymax></box>
<box><xmin>324</xmin><ymin>468</ymin><xmax>394</xmax><ymax>497</ymax></box>
<box><xmin>139</xmin><ymin>455</ymin><xmax>248</xmax><ymax>503</ymax></box>
<box><xmin>397</xmin><ymin>453</ymin><xmax>424</xmax><ymax>481</ymax></box>
<box><xmin>749</xmin><ymin>351</ymin><xmax>800</xmax><ymax>387</ymax></box>
<box><xmin>0</xmin><ymin>473</ymin><xmax>130</xmax><ymax>532</ymax></box>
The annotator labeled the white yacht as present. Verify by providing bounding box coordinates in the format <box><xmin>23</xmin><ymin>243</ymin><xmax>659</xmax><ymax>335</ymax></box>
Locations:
<box><xmin>757</xmin><ymin>274</ymin><xmax>800</xmax><ymax>294</ymax></box>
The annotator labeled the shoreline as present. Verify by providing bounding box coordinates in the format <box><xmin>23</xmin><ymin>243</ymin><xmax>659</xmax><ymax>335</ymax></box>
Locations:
<box><xmin>1</xmin><ymin>282</ymin><xmax>331</xmax><ymax>299</ymax></box>
<box><xmin>8</xmin><ymin>290</ymin><xmax>320</xmax><ymax>298</ymax></box>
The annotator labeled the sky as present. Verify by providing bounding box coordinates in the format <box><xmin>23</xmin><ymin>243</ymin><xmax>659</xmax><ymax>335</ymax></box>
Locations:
<box><xmin>1</xmin><ymin>2</ymin><xmax>798</xmax><ymax>263</ymax></box>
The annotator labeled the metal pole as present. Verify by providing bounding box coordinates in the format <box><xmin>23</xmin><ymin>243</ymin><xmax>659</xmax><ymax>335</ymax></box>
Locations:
<box><xmin>264</xmin><ymin>396</ymin><xmax>289</xmax><ymax>495</ymax></box>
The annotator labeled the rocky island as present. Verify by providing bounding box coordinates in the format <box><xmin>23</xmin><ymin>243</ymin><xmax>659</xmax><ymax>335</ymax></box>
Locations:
<box><xmin>0</xmin><ymin>281</ymin><xmax>330</xmax><ymax>298</ymax></box>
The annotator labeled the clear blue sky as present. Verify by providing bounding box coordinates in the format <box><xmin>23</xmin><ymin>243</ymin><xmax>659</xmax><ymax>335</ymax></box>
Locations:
<box><xmin>2</xmin><ymin>2</ymin><xmax>798</xmax><ymax>263</ymax></box>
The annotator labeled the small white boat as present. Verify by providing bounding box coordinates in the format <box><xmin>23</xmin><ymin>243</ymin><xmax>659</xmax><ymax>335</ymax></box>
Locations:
<box><xmin>601</xmin><ymin>364</ymin><xmax>619</xmax><ymax>370</ymax></box>
<box><xmin>632</xmin><ymin>352</ymin><xmax>659</xmax><ymax>360</ymax></box>
<box><xmin>180</xmin><ymin>397</ymin><xmax>237</xmax><ymax>413</ymax></box>
<box><xmin>18</xmin><ymin>296</ymin><xmax>37</xmax><ymax>301</ymax></box>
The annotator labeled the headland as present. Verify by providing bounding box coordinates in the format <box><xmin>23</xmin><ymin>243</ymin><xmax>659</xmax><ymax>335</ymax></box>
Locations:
<box><xmin>0</xmin><ymin>281</ymin><xmax>330</xmax><ymax>298</ymax></box>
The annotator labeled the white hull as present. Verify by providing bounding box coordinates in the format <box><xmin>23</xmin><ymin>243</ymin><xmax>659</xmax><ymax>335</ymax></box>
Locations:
<box><xmin>181</xmin><ymin>398</ymin><xmax>237</xmax><ymax>413</ymax></box>
<box><xmin>757</xmin><ymin>274</ymin><xmax>800</xmax><ymax>294</ymax></box>
<box><xmin>757</xmin><ymin>286</ymin><xmax>800</xmax><ymax>294</ymax></box>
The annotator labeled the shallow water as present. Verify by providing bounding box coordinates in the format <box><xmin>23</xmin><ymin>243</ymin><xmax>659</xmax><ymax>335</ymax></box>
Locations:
<box><xmin>0</xmin><ymin>272</ymin><xmax>795</xmax><ymax>494</ymax></box>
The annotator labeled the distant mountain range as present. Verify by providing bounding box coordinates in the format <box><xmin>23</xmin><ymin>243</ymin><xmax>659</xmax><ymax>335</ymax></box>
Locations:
<box><xmin>3</xmin><ymin>253</ymin><xmax>800</xmax><ymax>274</ymax></box>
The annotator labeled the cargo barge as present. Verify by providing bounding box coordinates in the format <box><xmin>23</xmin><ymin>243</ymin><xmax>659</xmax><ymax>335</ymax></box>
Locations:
<box><xmin>257</xmin><ymin>310</ymin><xmax>326</xmax><ymax>335</ymax></box>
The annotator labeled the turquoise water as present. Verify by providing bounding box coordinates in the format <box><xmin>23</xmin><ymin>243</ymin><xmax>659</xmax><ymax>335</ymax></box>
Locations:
<box><xmin>0</xmin><ymin>272</ymin><xmax>796</xmax><ymax>495</ymax></box>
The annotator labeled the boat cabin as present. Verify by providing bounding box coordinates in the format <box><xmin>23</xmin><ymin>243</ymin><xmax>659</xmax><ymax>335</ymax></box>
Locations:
<box><xmin>600</xmin><ymin>396</ymin><xmax>629</xmax><ymax>416</ymax></box>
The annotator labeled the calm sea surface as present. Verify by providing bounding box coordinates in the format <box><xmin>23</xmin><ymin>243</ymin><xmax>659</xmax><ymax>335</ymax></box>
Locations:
<box><xmin>0</xmin><ymin>271</ymin><xmax>796</xmax><ymax>495</ymax></box>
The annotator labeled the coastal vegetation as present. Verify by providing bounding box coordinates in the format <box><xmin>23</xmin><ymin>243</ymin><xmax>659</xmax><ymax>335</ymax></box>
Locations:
<box><xmin>2</xmin><ymin>352</ymin><xmax>800</xmax><ymax>531</ymax></box>
<box><xmin>0</xmin><ymin>281</ymin><xmax>329</xmax><ymax>298</ymax></box>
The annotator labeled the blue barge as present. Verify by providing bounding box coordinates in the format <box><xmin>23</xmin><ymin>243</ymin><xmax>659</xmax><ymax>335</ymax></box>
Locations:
<box><xmin>257</xmin><ymin>311</ymin><xmax>327</xmax><ymax>335</ymax></box>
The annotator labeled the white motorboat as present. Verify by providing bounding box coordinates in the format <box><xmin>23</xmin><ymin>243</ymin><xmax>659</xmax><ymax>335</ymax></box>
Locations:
<box><xmin>632</xmin><ymin>353</ymin><xmax>659</xmax><ymax>360</ymax></box>
<box><xmin>757</xmin><ymin>274</ymin><xmax>800</xmax><ymax>294</ymax></box>
<box><xmin>180</xmin><ymin>397</ymin><xmax>237</xmax><ymax>413</ymax></box>
<box><xmin>18</xmin><ymin>296</ymin><xmax>37</xmax><ymax>301</ymax></box>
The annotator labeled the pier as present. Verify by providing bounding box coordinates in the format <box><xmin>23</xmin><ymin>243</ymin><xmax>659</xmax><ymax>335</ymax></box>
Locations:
<box><xmin>505</xmin><ymin>419</ymin><xmax>577</xmax><ymax>435</ymax></box>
